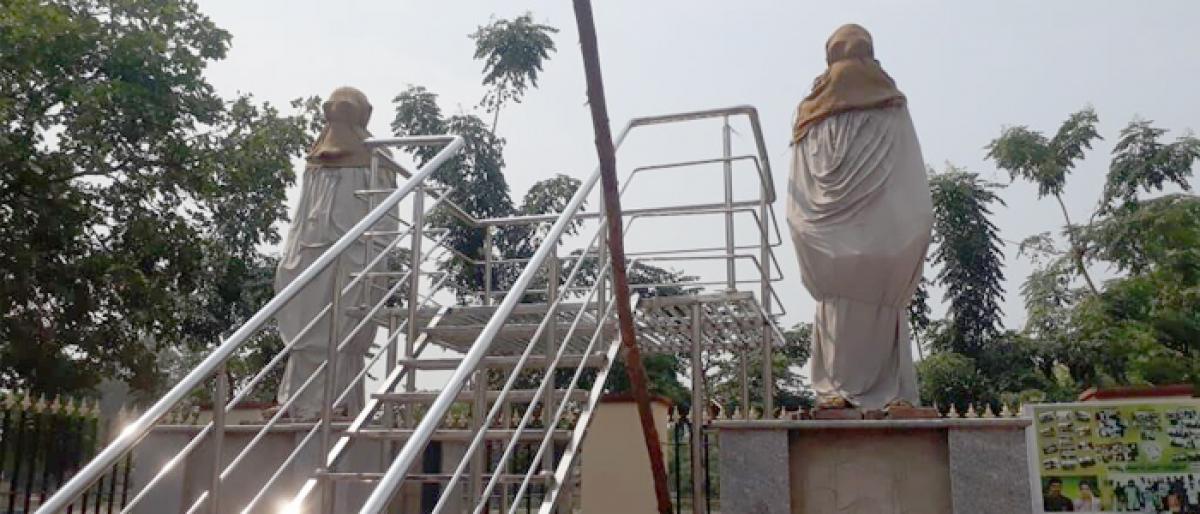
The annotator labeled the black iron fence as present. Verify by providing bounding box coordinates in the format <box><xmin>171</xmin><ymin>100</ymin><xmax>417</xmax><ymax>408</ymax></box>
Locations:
<box><xmin>669</xmin><ymin>405</ymin><xmax>717</xmax><ymax>514</ymax></box>
<box><xmin>0</xmin><ymin>392</ymin><xmax>132</xmax><ymax>514</ymax></box>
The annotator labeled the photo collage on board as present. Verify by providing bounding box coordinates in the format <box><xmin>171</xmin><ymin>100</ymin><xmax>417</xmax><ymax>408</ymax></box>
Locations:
<box><xmin>1033</xmin><ymin>402</ymin><xmax>1200</xmax><ymax>513</ymax></box>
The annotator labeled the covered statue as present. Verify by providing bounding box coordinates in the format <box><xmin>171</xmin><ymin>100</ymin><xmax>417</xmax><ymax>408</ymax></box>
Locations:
<box><xmin>275</xmin><ymin>86</ymin><xmax>395</xmax><ymax>419</ymax></box>
<box><xmin>788</xmin><ymin>25</ymin><xmax>933</xmax><ymax>411</ymax></box>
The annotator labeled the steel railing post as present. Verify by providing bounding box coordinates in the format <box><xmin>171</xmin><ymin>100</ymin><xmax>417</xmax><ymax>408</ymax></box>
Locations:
<box><xmin>722</xmin><ymin>116</ymin><xmax>735</xmax><ymax>292</ymax></box>
<box><xmin>210</xmin><ymin>363</ymin><xmax>226</xmax><ymax>514</ymax></box>
<box><xmin>759</xmin><ymin>155</ymin><xmax>774</xmax><ymax>416</ymax></box>
<box><xmin>406</xmin><ymin>185</ymin><xmax>425</xmax><ymax>428</ymax></box>
<box><xmin>470</xmin><ymin>369</ymin><xmax>487</xmax><ymax>507</ymax></box>
<box><xmin>321</xmin><ymin>256</ymin><xmax>344</xmax><ymax>513</ymax></box>
<box><xmin>543</xmin><ymin>244</ymin><xmax>560</xmax><ymax>477</ymax></box>
<box><xmin>484</xmin><ymin>226</ymin><xmax>495</xmax><ymax>306</ymax></box>
<box><xmin>689</xmin><ymin>304</ymin><xmax>705</xmax><ymax>513</ymax></box>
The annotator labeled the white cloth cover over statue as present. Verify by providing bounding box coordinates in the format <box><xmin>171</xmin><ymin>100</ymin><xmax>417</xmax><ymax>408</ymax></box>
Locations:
<box><xmin>275</xmin><ymin>87</ymin><xmax>395</xmax><ymax>419</ymax></box>
<box><xmin>787</xmin><ymin>25</ymin><xmax>932</xmax><ymax>411</ymax></box>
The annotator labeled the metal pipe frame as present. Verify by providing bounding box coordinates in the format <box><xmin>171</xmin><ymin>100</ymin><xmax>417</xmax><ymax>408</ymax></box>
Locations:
<box><xmin>145</xmin><ymin>193</ymin><xmax>457</xmax><ymax>514</ymax></box>
<box><xmin>46</xmin><ymin>105</ymin><xmax>783</xmax><ymax>514</ymax></box>
<box><xmin>429</xmin><ymin>210</ymin><xmax>617</xmax><ymax>513</ymax></box>
<box><xmin>181</xmin><ymin>240</ymin><xmax>454</xmax><ymax>514</ymax></box>
<box><xmin>35</xmin><ymin>134</ymin><xmax>464</xmax><ymax>514</ymax></box>
<box><xmin>359</xmin><ymin>105</ymin><xmax>777</xmax><ymax>514</ymax></box>
<box><xmin>440</xmin><ymin>259</ymin><xmax>615</xmax><ymax>514</ymax></box>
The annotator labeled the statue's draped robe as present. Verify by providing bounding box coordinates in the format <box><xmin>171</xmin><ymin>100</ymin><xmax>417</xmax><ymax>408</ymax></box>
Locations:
<box><xmin>275</xmin><ymin>164</ymin><xmax>396</xmax><ymax>419</ymax></box>
<box><xmin>788</xmin><ymin>106</ymin><xmax>931</xmax><ymax>410</ymax></box>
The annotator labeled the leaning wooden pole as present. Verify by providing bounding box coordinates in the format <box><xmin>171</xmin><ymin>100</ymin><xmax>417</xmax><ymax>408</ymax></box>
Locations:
<box><xmin>571</xmin><ymin>1</ymin><xmax>673</xmax><ymax>513</ymax></box>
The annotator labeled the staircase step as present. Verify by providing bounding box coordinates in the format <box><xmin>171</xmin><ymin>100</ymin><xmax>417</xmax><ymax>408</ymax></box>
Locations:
<box><xmin>349</xmin><ymin>302</ymin><xmax>597</xmax><ymax>320</ymax></box>
<box><xmin>373</xmin><ymin>389</ymin><xmax>589</xmax><ymax>403</ymax></box>
<box><xmin>319</xmin><ymin>471</ymin><xmax>554</xmax><ymax>483</ymax></box>
<box><xmin>349</xmin><ymin>428</ymin><xmax>573</xmax><ymax>442</ymax></box>
<box><xmin>423</xmin><ymin>322</ymin><xmax>614</xmax><ymax>342</ymax></box>
<box><xmin>398</xmin><ymin>353</ymin><xmax>607</xmax><ymax>370</ymax></box>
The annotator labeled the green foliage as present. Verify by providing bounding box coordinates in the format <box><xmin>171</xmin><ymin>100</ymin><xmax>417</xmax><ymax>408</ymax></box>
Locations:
<box><xmin>1083</xmin><ymin>194</ymin><xmax>1200</xmax><ymax>274</ymax></box>
<box><xmin>470</xmin><ymin>13</ymin><xmax>559</xmax><ymax>131</ymax></box>
<box><xmin>1101</xmin><ymin>121</ymin><xmax>1200</xmax><ymax>214</ymax></box>
<box><xmin>390</xmin><ymin>84</ymin><xmax>595</xmax><ymax>302</ymax></box>
<box><xmin>0</xmin><ymin>0</ymin><xmax>317</xmax><ymax>395</ymax></box>
<box><xmin>987</xmin><ymin>107</ymin><xmax>1103</xmax><ymax>293</ymax></box>
<box><xmin>928</xmin><ymin>168</ymin><xmax>1007</xmax><ymax>357</ymax></box>
<box><xmin>967</xmin><ymin>111</ymin><xmax>1200</xmax><ymax>398</ymax></box>
<box><xmin>709</xmin><ymin>322</ymin><xmax>815</xmax><ymax>412</ymax></box>
<box><xmin>918</xmin><ymin>351</ymin><xmax>985</xmax><ymax>412</ymax></box>
<box><xmin>986</xmin><ymin>107</ymin><xmax>1100</xmax><ymax>199</ymax></box>
<box><xmin>1068</xmin><ymin>197</ymin><xmax>1200</xmax><ymax>386</ymax></box>
<box><xmin>603</xmin><ymin>354</ymin><xmax>690</xmax><ymax>407</ymax></box>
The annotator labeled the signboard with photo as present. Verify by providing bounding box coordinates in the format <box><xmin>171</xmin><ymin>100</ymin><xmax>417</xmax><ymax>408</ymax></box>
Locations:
<box><xmin>1028</xmin><ymin>400</ymin><xmax>1200</xmax><ymax>513</ymax></box>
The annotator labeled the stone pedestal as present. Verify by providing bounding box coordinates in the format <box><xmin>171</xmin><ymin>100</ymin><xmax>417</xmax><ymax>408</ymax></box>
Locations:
<box><xmin>715</xmin><ymin>418</ymin><xmax>1031</xmax><ymax>514</ymax></box>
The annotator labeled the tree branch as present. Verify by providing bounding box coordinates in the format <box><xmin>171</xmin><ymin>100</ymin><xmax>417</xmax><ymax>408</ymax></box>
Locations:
<box><xmin>1054</xmin><ymin>192</ymin><xmax>1099</xmax><ymax>295</ymax></box>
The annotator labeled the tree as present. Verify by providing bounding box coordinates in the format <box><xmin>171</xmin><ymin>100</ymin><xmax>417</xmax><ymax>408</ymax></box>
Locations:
<box><xmin>927</xmin><ymin>167</ymin><xmax>1007</xmax><ymax>358</ymax></box>
<box><xmin>987</xmin><ymin>107</ymin><xmax>1103</xmax><ymax>293</ymax></box>
<box><xmin>470</xmin><ymin>13</ymin><xmax>560</xmax><ymax>133</ymax></box>
<box><xmin>391</xmin><ymin>85</ymin><xmax>589</xmax><ymax>302</ymax></box>
<box><xmin>990</xmin><ymin>112</ymin><xmax>1200</xmax><ymax>389</ymax></box>
<box><xmin>0</xmin><ymin>0</ymin><xmax>317</xmax><ymax>396</ymax></box>
<box><xmin>1072</xmin><ymin>194</ymin><xmax>1200</xmax><ymax>386</ymax></box>
<box><xmin>708</xmin><ymin>322</ymin><xmax>814</xmax><ymax>413</ymax></box>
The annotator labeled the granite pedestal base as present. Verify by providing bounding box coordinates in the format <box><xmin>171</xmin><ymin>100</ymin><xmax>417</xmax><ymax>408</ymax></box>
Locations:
<box><xmin>715</xmin><ymin>418</ymin><xmax>1031</xmax><ymax>514</ymax></box>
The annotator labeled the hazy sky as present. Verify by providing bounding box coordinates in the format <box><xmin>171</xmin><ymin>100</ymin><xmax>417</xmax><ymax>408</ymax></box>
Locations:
<box><xmin>197</xmin><ymin>0</ymin><xmax>1200</xmax><ymax>332</ymax></box>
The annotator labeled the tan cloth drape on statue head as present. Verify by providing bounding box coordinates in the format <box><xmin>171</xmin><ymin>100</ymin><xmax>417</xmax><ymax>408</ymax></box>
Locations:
<box><xmin>308</xmin><ymin>86</ymin><xmax>374</xmax><ymax>167</ymax></box>
<box><xmin>788</xmin><ymin>25</ymin><xmax>932</xmax><ymax>410</ymax></box>
<box><xmin>792</xmin><ymin>24</ymin><xmax>906</xmax><ymax>144</ymax></box>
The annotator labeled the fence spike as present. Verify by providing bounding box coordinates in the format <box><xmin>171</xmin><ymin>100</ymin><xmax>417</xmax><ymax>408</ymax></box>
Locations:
<box><xmin>983</xmin><ymin>403</ymin><xmax>997</xmax><ymax>418</ymax></box>
<box><xmin>966</xmin><ymin>403</ymin><xmax>979</xmax><ymax>418</ymax></box>
<box><xmin>1000</xmin><ymin>402</ymin><xmax>1012</xmax><ymax>418</ymax></box>
<box><xmin>947</xmin><ymin>403</ymin><xmax>960</xmax><ymax>418</ymax></box>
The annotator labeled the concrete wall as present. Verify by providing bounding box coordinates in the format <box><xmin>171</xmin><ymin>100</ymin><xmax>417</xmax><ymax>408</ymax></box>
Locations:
<box><xmin>130</xmin><ymin>423</ymin><xmax>383</xmax><ymax>514</ymax></box>
<box><xmin>716</xmin><ymin>418</ymin><xmax>1032</xmax><ymax>514</ymax></box>
<box><xmin>581</xmin><ymin>396</ymin><xmax>671</xmax><ymax>514</ymax></box>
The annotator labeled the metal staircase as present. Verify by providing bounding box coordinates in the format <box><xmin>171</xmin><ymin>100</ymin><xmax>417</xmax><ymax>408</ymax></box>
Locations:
<box><xmin>35</xmin><ymin>106</ymin><xmax>785</xmax><ymax>514</ymax></box>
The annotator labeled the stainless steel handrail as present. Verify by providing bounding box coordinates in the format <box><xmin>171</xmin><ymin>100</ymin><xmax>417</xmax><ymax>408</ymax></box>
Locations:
<box><xmin>353</xmin><ymin>128</ymin><xmax>618</xmax><ymax>513</ymax></box>
<box><xmin>356</xmin><ymin>105</ymin><xmax>774</xmax><ymax>514</ymax></box>
<box><xmin>34</xmin><ymin>135</ymin><xmax>464</xmax><ymax>514</ymax></box>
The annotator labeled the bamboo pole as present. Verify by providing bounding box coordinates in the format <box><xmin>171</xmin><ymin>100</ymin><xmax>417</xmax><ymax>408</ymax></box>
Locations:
<box><xmin>571</xmin><ymin>2</ymin><xmax>674</xmax><ymax>513</ymax></box>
